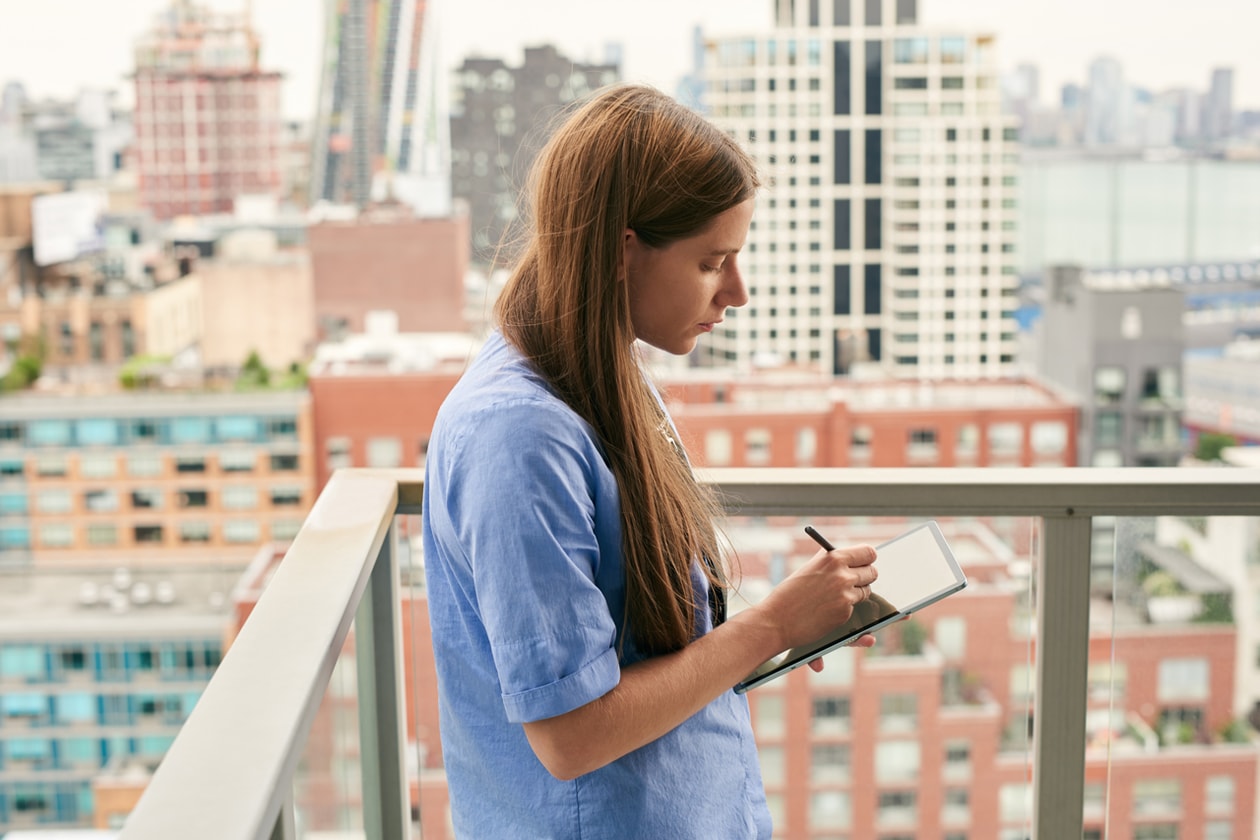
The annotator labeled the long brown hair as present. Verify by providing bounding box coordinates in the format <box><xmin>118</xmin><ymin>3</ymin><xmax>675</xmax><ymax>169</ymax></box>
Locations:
<box><xmin>495</xmin><ymin>84</ymin><xmax>760</xmax><ymax>655</ymax></box>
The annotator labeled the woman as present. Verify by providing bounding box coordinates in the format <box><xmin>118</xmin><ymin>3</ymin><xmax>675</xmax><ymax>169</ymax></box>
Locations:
<box><xmin>422</xmin><ymin>83</ymin><xmax>878</xmax><ymax>839</ymax></box>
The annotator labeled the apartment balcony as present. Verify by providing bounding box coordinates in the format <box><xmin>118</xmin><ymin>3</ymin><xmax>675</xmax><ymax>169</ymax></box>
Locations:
<box><xmin>117</xmin><ymin>467</ymin><xmax>1260</xmax><ymax>839</ymax></box>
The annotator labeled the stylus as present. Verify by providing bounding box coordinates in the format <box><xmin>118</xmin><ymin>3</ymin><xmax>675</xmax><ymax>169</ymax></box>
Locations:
<box><xmin>804</xmin><ymin>525</ymin><xmax>835</xmax><ymax>552</ymax></box>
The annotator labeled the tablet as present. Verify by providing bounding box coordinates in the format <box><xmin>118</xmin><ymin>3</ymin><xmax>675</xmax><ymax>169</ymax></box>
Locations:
<box><xmin>734</xmin><ymin>520</ymin><xmax>967</xmax><ymax>693</ymax></box>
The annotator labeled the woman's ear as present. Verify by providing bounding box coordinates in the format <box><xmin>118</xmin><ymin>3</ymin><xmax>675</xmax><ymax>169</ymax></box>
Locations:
<box><xmin>621</xmin><ymin>228</ymin><xmax>638</xmax><ymax>282</ymax></box>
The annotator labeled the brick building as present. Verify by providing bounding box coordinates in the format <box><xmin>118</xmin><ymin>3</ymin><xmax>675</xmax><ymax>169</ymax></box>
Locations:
<box><xmin>308</xmin><ymin>207</ymin><xmax>469</xmax><ymax>342</ymax></box>
<box><xmin>0</xmin><ymin>390</ymin><xmax>314</xmax><ymax>569</ymax></box>
<box><xmin>131</xmin><ymin>0</ymin><xmax>283</xmax><ymax>219</ymax></box>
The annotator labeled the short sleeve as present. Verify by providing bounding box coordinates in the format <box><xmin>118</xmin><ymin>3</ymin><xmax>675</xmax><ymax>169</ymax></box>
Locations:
<box><xmin>435</xmin><ymin>398</ymin><xmax>621</xmax><ymax>723</ymax></box>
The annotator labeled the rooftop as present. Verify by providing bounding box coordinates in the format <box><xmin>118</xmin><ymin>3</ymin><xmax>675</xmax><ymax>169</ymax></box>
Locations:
<box><xmin>0</xmin><ymin>564</ymin><xmax>240</xmax><ymax>641</ymax></box>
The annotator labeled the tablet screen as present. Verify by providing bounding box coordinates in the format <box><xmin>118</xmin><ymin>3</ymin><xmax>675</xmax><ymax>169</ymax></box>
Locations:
<box><xmin>735</xmin><ymin>520</ymin><xmax>966</xmax><ymax>693</ymax></box>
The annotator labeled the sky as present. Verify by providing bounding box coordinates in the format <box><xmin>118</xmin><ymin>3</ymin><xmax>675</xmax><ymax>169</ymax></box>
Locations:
<box><xmin>1</xmin><ymin>0</ymin><xmax>1257</xmax><ymax>121</ymax></box>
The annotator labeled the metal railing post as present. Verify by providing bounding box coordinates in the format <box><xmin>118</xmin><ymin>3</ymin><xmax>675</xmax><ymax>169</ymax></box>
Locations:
<box><xmin>355</xmin><ymin>520</ymin><xmax>410</xmax><ymax>839</ymax></box>
<box><xmin>268</xmin><ymin>793</ymin><xmax>296</xmax><ymax>840</ymax></box>
<box><xmin>1033</xmin><ymin>514</ymin><xmax>1094</xmax><ymax>839</ymax></box>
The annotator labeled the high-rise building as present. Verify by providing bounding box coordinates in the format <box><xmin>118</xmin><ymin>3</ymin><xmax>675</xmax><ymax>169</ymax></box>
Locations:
<box><xmin>449</xmin><ymin>45</ymin><xmax>620</xmax><ymax>267</ymax></box>
<box><xmin>1205</xmin><ymin>67</ymin><xmax>1235</xmax><ymax>143</ymax></box>
<box><xmin>702</xmin><ymin>0</ymin><xmax>1020</xmax><ymax>380</ymax></box>
<box><xmin>309</xmin><ymin>0</ymin><xmax>451</xmax><ymax>215</ymax></box>
<box><xmin>131</xmin><ymin>0</ymin><xmax>283</xmax><ymax>220</ymax></box>
<box><xmin>1034</xmin><ymin>265</ymin><xmax>1185</xmax><ymax>468</ymax></box>
<box><xmin>1084</xmin><ymin>56</ymin><xmax>1130</xmax><ymax>147</ymax></box>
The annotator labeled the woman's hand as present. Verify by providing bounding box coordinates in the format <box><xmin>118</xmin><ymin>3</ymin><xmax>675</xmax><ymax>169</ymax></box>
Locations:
<box><xmin>751</xmin><ymin>543</ymin><xmax>879</xmax><ymax>655</ymax></box>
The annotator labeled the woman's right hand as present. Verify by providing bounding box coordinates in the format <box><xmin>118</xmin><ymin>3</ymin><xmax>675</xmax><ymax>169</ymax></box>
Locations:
<box><xmin>752</xmin><ymin>544</ymin><xmax>879</xmax><ymax>653</ymax></box>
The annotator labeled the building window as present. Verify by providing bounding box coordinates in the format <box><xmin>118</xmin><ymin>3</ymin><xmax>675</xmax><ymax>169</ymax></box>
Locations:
<box><xmin>36</xmin><ymin>489</ymin><xmax>73</xmax><ymax>514</ymax></box>
<box><xmin>935</xmin><ymin>616</ymin><xmax>966</xmax><ymax>658</ymax></box>
<box><xmin>907</xmin><ymin>428</ymin><xmax>938</xmax><ymax>460</ymax></box>
<box><xmin>220</xmin><ymin>449</ymin><xmax>257</xmax><ymax>473</ymax></box>
<box><xmin>1133</xmin><ymin>779</ymin><xmax>1181</xmax><ymax>816</ymax></box>
<box><xmin>880</xmin><ymin>693</ymin><xmax>917</xmax><ymax>732</ymax></box>
<box><xmin>1158</xmin><ymin>657</ymin><xmax>1208</xmax><ymax>702</ymax></box>
<box><xmin>1031</xmin><ymin>421</ymin><xmax>1067</xmax><ymax>457</ymax></box>
<box><xmin>811</xmin><ymin>743</ymin><xmax>851</xmax><ymax>782</ymax></box>
<box><xmin>270</xmin><ymin>453</ymin><xmax>300</xmax><ymax>472</ymax></box>
<box><xmin>217</xmin><ymin>416</ymin><xmax>261</xmax><ymax>442</ymax></box>
<box><xmin>745</xmin><ymin>429</ymin><xmax>772</xmax><ymax>465</ymax></box>
<box><xmin>864</xmin><ymin>41</ymin><xmax>882</xmax><ymax>115</ymax></box>
<box><xmin>224</xmin><ymin>520</ymin><xmax>261</xmax><ymax>544</ymax></box>
<box><xmin>35</xmin><ymin>452</ymin><xmax>68</xmax><ymax>476</ymax></box>
<box><xmin>834</xmin><ymin>198</ymin><xmax>851</xmax><ymax>250</ymax></box>
<box><xmin>79</xmin><ymin>452</ymin><xmax>118</xmax><ymax>478</ymax></box>
<box><xmin>1206</xmin><ymin>775</ymin><xmax>1234</xmax><ymax>816</ymax></box>
<box><xmin>175</xmin><ymin>456</ymin><xmax>206</xmax><ymax>474</ymax></box>
<box><xmin>759</xmin><ymin>744</ymin><xmax>785</xmax><ymax>785</ymax></box>
<box><xmin>178</xmin><ymin>489</ymin><xmax>209</xmax><ymax>508</ymax></box>
<box><xmin>989</xmin><ymin>422</ymin><xmax>1023</xmax><ymax>459</ymax></box>
<box><xmin>999</xmin><ymin>782</ymin><xmax>1031</xmax><ymax>823</ymax></box>
<box><xmin>705</xmin><ymin>430</ymin><xmax>733</xmax><ymax>466</ymax></box>
<box><xmin>131</xmin><ymin>488</ymin><xmax>163</xmax><ymax>510</ymax></box>
<box><xmin>940</xmin><ymin>36</ymin><xmax>966</xmax><ymax>63</ymax></box>
<box><xmin>179</xmin><ymin>522</ymin><xmax>212</xmax><ymax>544</ymax></box>
<box><xmin>134</xmin><ymin>525</ymin><xmax>164</xmax><ymax>544</ymax></box>
<box><xmin>944</xmin><ymin>740</ymin><xmax>971</xmax><ymax>775</ymax></box>
<box><xmin>171</xmin><ymin>417</ymin><xmax>212</xmax><ymax>444</ymax></box>
<box><xmin>1142</xmin><ymin>367</ymin><xmax>1181</xmax><ymax>405</ymax></box>
<box><xmin>1205</xmin><ymin>822</ymin><xmax>1232</xmax><ymax>840</ymax></box>
<box><xmin>39</xmin><ymin>523</ymin><xmax>74</xmax><ymax>547</ymax></box>
<box><xmin>84</xmin><ymin>489</ymin><xmax>120</xmax><ymax>512</ymax></box>
<box><xmin>272</xmin><ymin>520</ymin><xmax>302</xmax><ymax>541</ymax></box>
<box><xmin>1087</xmin><ymin>660</ymin><xmax>1128</xmax><ymax>701</ymax></box>
<box><xmin>270</xmin><ymin>487</ymin><xmax>303</xmax><ymax>507</ymax></box>
<box><xmin>878</xmin><ymin>790</ymin><xmax>917</xmax><ymax>824</ymax></box>
<box><xmin>1092</xmin><ymin>449</ymin><xmax>1123</xmax><ymax>467</ymax></box>
<box><xmin>1097</xmin><ymin>412</ymin><xmax>1124</xmax><ymax>446</ymax></box>
<box><xmin>810</xmin><ymin>790</ymin><xmax>852</xmax><ymax>829</ymax></box>
<box><xmin>851</xmin><ymin>425</ymin><xmax>872</xmax><ymax>458</ymax></box>
<box><xmin>876</xmin><ymin>740</ymin><xmax>920</xmax><ymax>782</ymax></box>
<box><xmin>812</xmin><ymin>695</ymin><xmax>851</xmax><ymax>735</ymax></box>
<box><xmin>833</xmin><ymin>41</ymin><xmax>851</xmax><ymax>114</ymax></box>
<box><xmin>327</xmin><ymin>438</ymin><xmax>352</xmax><ymax>471</ymax></box>
<box><xmin>366</xmin><ymin>437</ymin><xmax>402</xmax><ymax>468</ymax></box>
<box><xmin>893</xmin><ymin>37</ymin><xmax>929</xmax><ymax>64</ymax></box>
<box><xmin>87</xmin><ymin>523</ymin><xmax>118</xmax><ymax>546</ymax></box>
<box><xmin>795</xmin><ymin>428</ymin><xmax>817</xmax><ymax>466</ymax></box>
<box><xmin>943</xmin><ymin>788</ymin><xmax>969</xmax><ymax>822</ymax></box>
<box><xmin>222</xmin><ymin>486</ymin><xmax>259</xmax><ymax>510</ymax></box>
<box><xmin>754</xmin><ymin>693</ymin><xmax>785</xmax><ymax>737</ymax></box>
<box><xmin>833</xmin><ymin>129</ymin><xmax>851</xmax><ymax>184</ymax></box>
<box><xmin>1094</xmin><ymin>366</ymin><xmax>1126</xmax><ymax>404</ymax></box>
<box><xmin>128</xmin><ymin>452</ymin><xmax>163</xmax><ymax>477</ymax></box>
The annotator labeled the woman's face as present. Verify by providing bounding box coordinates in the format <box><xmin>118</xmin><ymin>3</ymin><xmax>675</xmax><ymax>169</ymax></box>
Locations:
<box><xmin>623</xmin><ymin>199</ymin><xmax>754</xmax><ymax>356</ymax></box>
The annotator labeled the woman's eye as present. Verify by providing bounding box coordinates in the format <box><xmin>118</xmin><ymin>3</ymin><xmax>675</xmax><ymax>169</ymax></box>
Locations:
<box><xmin>702</xmin><ymin>263</ymin><xmax>723</xmax><ymax>273</ymax></box>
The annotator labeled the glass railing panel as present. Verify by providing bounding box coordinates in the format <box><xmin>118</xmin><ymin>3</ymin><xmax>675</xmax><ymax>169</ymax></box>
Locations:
<box><xmin>398</xmin><ymin>509</ymin><xmax>452</xmax><ymax>838</ymax></box>
<box><xmin>1091</xmin><ymin>514</ymin><xmax>1260</xmax><ymax>840</ymax></box>
<box><xmin>719</xmin><ymin>513</ymin><xmax>1040</xmax><ymax>840</ymax></box>
<box><xmin>291</xmin><ymin>620</ymin><xmax>366</xmax><ymax>838</ymax></box>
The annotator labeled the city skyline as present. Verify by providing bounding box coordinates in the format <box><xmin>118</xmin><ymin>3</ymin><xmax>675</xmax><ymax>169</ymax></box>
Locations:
<box><xmin>1</xmin><ymin>0</ymin><xmax>1258</xmax><ymax>121</ymax></box>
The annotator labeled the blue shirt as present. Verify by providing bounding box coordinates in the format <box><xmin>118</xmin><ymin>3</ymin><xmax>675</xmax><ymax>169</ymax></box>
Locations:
<box><xmin>422</xmin><ymin>331</ymin><xmax>771</xmax><ymax>839</ymax></box>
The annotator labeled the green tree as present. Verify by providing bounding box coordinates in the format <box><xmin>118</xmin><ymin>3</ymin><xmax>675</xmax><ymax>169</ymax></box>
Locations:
<box><xmin>1194</xmin><ymin>432</ymin><xmax>1236</xmax><ymax>462</ymax></box>
<box><xmin>237</xmin><ymin>350</ymin><xmax>271</xmax><ymax>390</ymax></box>
<box><xmin>1</xmin><ymin>354</ymin><xmax>41</xmax><ymax>391</ymax></box>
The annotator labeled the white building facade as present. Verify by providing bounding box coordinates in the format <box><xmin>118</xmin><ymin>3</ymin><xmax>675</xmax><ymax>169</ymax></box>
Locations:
<box><xmin>702</xmin><ymin>0</ymin><xmax>1020</xmax><ymax>380</ymax></box>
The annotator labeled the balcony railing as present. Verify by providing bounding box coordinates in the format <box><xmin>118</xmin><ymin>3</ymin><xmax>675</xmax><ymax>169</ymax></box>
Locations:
<box><xmin>118</xmin><ymin>466</ymin><xmax>1260</xmax><ymax>840</ymax></box>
